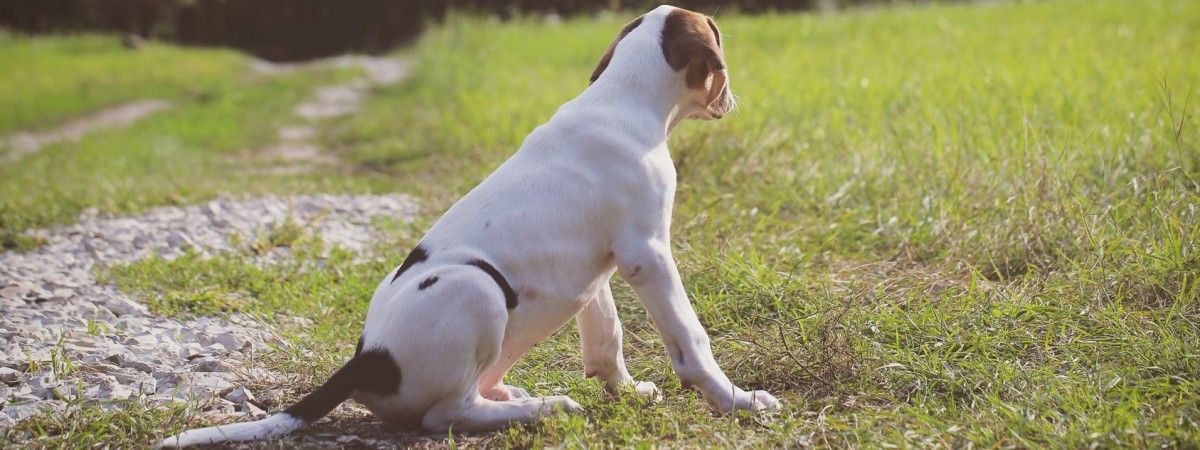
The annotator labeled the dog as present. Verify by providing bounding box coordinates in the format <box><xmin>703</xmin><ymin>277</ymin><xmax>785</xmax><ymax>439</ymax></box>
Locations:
<box><xmin>159</xmin><ymin>5</ymin><xmax>779</xmax><ymax>447</ymax></box>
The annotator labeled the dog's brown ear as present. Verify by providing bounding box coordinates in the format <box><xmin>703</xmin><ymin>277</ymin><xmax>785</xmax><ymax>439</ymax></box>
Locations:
<box><xmin>662</xmin><ymin>10</ymin><xmax>726</xmax><ymax>106</ymax></box>
<box><xmin>590</xmin><ymin>16</ymin><xmax>645</xmax><ymax>84</ymax></box>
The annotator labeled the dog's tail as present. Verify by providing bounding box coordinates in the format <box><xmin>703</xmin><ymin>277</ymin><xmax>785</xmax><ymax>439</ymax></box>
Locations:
<box><xmin>157</xmin><ymin>349</ymin><xmax>399</xmax><ymax>448</ymax></box>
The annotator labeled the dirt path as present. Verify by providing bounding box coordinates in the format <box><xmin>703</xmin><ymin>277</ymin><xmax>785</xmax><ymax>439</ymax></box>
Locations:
<box><xmin>249</xmin><ymin>56</ymin><xmax>410</xmax><ymax>174</ymax></box>
<box><xmin>1</xmin><ymin>100</ymin><xmax>173</xmax><ymax>164</ymax></box>
<box><xmin>2</xmin><ymin>55</ymin><xmax>409</xmax><ymax>169</ymax></box>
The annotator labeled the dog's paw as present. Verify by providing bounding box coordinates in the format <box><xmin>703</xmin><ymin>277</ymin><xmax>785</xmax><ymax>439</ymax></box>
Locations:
<box><xmin>480</xmin><ymin>384</ymin><xmax>530</xmax><ymax>401</ymax></box>
<box><xmin>710</xmin><ymin>388</ymin><xmax>782</xmax><ymax>414</ymax></box>
<box><xmin>503</xmin><ymin>384</ymin><xmax>530</xmax><ymax>399</ymax></box>
<box><xmin>631</xmin><ymin>380</ymin><xmax>662</xmax><ymax>401</ymax></box>
<box><xmin>604</xmin><ymin>379</ymin><xmax>662</xmax><ymax>402</ymax></box>
<box><xmin>536</xmin><ymin>395</ymin><xmax>584</xmax><ymax>415</ymax></box>
<box><xmin>558</xmin><ymin>397</ymin><xmax>584</xmax><ymax>414</ymax></box>
<box><xmin>745</xmin><ymin>389</ymin><xmax>781</xmax><ymax>411</ymax></box>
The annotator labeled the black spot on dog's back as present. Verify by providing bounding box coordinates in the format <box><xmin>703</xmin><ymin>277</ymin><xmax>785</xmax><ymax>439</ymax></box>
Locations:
<box><xmin>354</xmin><ymin>335</ymin><xmax>364</xmax><ymax>357</ymax></box>
<box><xmin>465</xmin><ymin>259</ymin><xmax>518</xmax><ymax>309</ymax></box>
<box><xmin>418</xmin><ymin>276</ymin><xmax>439</xmax><ymax>290</ymax></box>
<box><xmin>390</xmin><ymin>245</ymin><xmax>429</xmax><ymax>284</ymax></box>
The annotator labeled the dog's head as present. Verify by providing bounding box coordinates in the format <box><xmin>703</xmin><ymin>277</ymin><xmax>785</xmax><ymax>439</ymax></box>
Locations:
<box><xmin>590</xmin><ymin>6</ymin><xmax>733</xmax><ymax>122</ymax></box>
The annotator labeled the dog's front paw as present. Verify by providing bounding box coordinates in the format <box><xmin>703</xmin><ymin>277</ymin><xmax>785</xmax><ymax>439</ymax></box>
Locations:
<box><xmin>603</xmin><ymin>379</ymin><xmax>662</xmax><ymax>402</ymax></box>
<box><xmin>535</xmin><ymin>395</ymin><xmax>584</xmax><ymax>415</ymax></box>
<box><xmin>710</xmin><ymin>387</ymin><xmax>782</xmax><ymax>414</ymax></box>
<box><xmin>631</xmin><ymin>381</ymin><xmax>662</xmax><ymax>401</ymax></box>
<box><xmin>745</xmin><ymin>389</ymin><xmax>781</xmax><ymax>411</ymax></box>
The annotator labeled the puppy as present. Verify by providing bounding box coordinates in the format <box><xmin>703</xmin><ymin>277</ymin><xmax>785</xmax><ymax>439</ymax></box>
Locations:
<box><xmin>159</xmin><ymin>5</ymin><xmax>778</xmax><ymax>447</ymax></box>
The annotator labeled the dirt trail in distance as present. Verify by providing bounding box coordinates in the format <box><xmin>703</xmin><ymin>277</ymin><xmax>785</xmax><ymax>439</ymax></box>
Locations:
<box><xmin>1</xmin><ymin>100</ymin><xmax>172</xmax><ymax>163</ymax></box>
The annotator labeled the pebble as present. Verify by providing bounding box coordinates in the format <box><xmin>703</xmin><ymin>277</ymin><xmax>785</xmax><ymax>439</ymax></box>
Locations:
<box><xmin>0</xmin><ymin>194</ymin><xmax>417</xmax><ymax>428</ymax></box>
<box><xmin>0</xmin><ymin>367</ymin><xmax>20</xmax><ymax>383</ymax></box>
<box><xmin>225</xmin><ymin>386</ymin><xmax>256</xmax><ymax>404</ymax></box>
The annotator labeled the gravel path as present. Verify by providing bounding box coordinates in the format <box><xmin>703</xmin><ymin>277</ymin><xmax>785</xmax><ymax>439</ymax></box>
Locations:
<box><xmin>0</xmin><ymin>194</ymin><xmax>417</xmax><ymax>430</ymax></box>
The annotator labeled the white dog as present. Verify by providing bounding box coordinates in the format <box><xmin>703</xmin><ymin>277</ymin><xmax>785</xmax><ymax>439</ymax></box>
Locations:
<box><xmin>160</xmin><ymin>5</ymin><xmax>779</xmax><ymax>447</ymax></box>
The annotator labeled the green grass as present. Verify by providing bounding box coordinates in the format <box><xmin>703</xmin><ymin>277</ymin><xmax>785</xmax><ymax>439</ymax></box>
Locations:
<box><xmin>0</xmin><ymin>34</ymin><xmax>247</xmax><ymax>134</ymax></box>
<box><xmin>0</xmin><ymin>35</ymin><xmax>394</xmax><ymax>251</ymax></box>
<box><xmin>5</xmin><ymin>0</ymin><xmax>1200</xmax><ymax>447</ymax></box>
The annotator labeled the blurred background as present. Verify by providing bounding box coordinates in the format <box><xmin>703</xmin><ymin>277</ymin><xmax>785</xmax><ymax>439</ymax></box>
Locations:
<box><xmin>4</xmin><ymin>0</ymin><xmax>941</xmax><ymax>61</ymax></box>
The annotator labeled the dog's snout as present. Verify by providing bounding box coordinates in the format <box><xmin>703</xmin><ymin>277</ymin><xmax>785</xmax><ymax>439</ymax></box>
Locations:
<box><xmin>707</xmin><ymin>88</ymin><xmax>734</xmax><ymax>120</ymax></box>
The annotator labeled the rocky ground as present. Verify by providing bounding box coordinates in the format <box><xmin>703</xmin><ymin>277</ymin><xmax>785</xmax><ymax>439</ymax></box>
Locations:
<box><xmin>0</xmin><ymin>194</ymin><xmax>417</xmax><ymax>432</ymax></box>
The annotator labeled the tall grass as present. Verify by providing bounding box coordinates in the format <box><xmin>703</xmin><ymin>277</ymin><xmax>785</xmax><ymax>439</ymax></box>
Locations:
<box><xmin>319</xmin><ymin>0</ymin><xmax>1200</xmax><ymax>446</ymax></box>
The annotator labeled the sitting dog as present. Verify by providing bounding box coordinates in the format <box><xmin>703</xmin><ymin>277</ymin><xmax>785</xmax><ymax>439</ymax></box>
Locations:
<box><xmin>159</xmin><ymin>5</ymin><xmax>779</xmax><ymax>447</ymax></box>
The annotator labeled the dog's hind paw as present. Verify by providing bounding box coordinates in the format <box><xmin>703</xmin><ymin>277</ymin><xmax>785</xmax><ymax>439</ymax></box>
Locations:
<box><xmin>503</xmin><ymin>384</ymin><xmax>530</xmax><ymax>399</ymax></box>
<box><xmin>534</xmin><ymin>395</ymin><xmax>584</xmax><ymax>415</ymax></box>
<box><xmin>480</xmin><ymin>383</ymin><xmax>530</xmax><ymax>401</ymax></box>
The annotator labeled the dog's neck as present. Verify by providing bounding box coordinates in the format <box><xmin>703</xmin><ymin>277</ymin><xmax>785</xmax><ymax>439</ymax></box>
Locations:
<box><xmin>574</xmin><ymin>18</ymin><xmax>687</xmax><ymax>142</ymax></box>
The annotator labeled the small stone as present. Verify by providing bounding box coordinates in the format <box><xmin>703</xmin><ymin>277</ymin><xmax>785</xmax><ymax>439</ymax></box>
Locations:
<box><xmin>241</xmin><ymin>401</ymin><xmax>267</xmax><ymax>418</ymax></box>
<box><xmin>81</xmin><ymin>362</ymin><xmax>121</xmax><ymax>374</ymax></box>
<box><xmin>104</xmin><ymin>352</ymin><xmax>130</xmax><ymax>366</ymax></box>
<box><xmin>2</xmin><ymin>403</ymin><xmax>46</xmax><ymax>421</ymax></box>
<box><xmin>167</xmin><ymin>231</ymin><xmax>187</xmax><ymax>248</ymax></box>
<box><xmin>257</xmin><ymin>388</ymin><xmax>286</xmax><ymax>406</ymax></box>
<box><xmin>103</xmin><ymin>297</ymin><xmax>149</xmax><ymax>316</ymax></box>
<box><xmin>213</xmin><ymin>333</ymin><xmax>247</xmax><ymax>351</ymax></box>
<box><xmin>0</xmin><ymin>367</ymin><xmax>21</xmax><ymax>383</ymax></box>
<box><xmin>121</xmin><ymin>361</ymin><xmax>154</xmax><ymax>373</ymax></box>
<box><xmin>25</xmin><ymin>374</ymin><xmax>57</xmax><ymax>390</ymax></box>
<box><xmin>208</xmin><ymin>398</ymin><xmax>237</xmax><ymax>414</ymax></box>
<box><xmin>191</xmin><ymin>357</ymin><xmax>232</xmax><ymax>373</ymax></box>
<box><xmin>169</xmin><ymin>373</ymin><xmax>235</xmax><ymax>399</ymax></box>
<box><xmin>82</xmin><ymin>378</ymin><xmax>134</xmax><ymax>401</ymax></box>
<box><xmin>48</xmin><ymin>384</ymin><xmax>77</xmax><ymax>401</ymax></box>
<box><xmin>224</xmin><ymin>386</ymin><xmax>256</xmax><ymax>404</ymax></box>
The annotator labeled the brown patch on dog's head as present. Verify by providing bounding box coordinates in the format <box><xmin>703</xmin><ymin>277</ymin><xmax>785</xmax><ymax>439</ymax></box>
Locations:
<box><xmin>590</xmin><ymin>16</ymin><xmax>645</xmax><ymax>84</ymax></box>
<box><xmin>661</xmin><ymin>8</ymin><xmax>730</xmax><ymax>118</ymax></box>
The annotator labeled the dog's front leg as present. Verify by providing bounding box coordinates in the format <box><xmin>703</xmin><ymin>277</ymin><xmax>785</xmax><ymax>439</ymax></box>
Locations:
<box><xmin>577</xmin><ymin>282</ymin><xmax>660</xmax><ymax>399</ymax></box>
<box><xmin>615</xmin><ymin>237</ymin><xmax>780</xmax><ymax>413</ymax></box>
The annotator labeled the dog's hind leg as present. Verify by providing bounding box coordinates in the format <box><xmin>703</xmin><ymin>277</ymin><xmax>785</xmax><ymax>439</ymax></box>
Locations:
<box><xmin>422</xmin><ymin>394</ymin><xmax>582</xmax><ymax>432</ymax></box>
<box><xmin>577</xmin><ymin>282</ymin><xmax>660</xmax><ymax>399</ymax></box>
<box><xmin>383</xmin><ymin>265</ymin><xmax>581</xmax><ymax>432</ymax></box>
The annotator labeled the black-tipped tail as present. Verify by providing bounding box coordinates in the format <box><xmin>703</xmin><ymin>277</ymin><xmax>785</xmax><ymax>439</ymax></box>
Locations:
<box><xmin>158</xmin><ymin>349</ymin><xmax>400</xmax><ymax>448</ymax></box>
<box><xmin>285</xmin><ymin>348</ymin><xmax>401</xmax><ymax>422</ymax></box>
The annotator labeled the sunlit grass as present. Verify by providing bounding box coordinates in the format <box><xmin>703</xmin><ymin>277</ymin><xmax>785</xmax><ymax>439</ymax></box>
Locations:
<box><xmin>0</xmin><ymin>34</ymin><xmax>247</xmax><ymax>134</ymax></box>
<box><xmin>0</xmin><ymin>38</ymin><xmax>391</xmax><ymax>251</ymax></box>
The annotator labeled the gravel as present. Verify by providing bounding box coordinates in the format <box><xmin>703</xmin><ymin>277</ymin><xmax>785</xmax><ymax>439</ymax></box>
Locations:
<box><xmin>0</xmin><ymin>194</ymin><xmax>417</xmax><ymax>429</ymax></box>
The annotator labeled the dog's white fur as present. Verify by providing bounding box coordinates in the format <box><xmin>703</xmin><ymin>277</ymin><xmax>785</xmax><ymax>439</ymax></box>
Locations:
<box><xmin>160</xmin><ymin>5</ymin><xmax>778</xmax><ymax>447</ymax></box>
